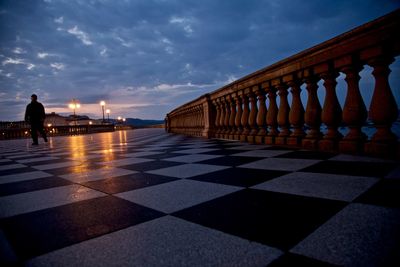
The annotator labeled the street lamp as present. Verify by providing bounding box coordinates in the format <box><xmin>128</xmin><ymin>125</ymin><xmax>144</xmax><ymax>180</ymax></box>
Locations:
<box><xmin>69</xmin><ymin>99</ymin><xmax>81</xmax><ymax>125</ymax></box>
<box><xmin>106</xmin><ymin>109</ymin><xmax>110</xmax><ymax>122</ymax></box>
<box><xmin>100</xmin><ymin>101</ymin><xmax>106</xmax><ymax>123</ymax></box>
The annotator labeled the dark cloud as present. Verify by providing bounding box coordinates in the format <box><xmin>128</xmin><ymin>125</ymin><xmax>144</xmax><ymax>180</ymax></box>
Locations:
<box><xmin>0</xmin><ymin>0</ymin><xmax>399</xmax><ymax>120</ymax></box>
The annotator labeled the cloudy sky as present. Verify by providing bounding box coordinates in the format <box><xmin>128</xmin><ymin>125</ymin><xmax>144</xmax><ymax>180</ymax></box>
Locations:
<box><xmin>0</xmin><ymin>0</ymin><xmax>399</xmax><ymax>121</ymax></box>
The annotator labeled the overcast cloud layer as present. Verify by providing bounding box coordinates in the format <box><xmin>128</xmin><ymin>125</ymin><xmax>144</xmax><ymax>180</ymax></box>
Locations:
<box><xmin>0</xmin><ymin>0</ymin><xmax>399</xmax><ymax>121</ymax></box>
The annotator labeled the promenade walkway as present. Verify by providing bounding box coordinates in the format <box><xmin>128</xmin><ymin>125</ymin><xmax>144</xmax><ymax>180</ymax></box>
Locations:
<box><xmin>0</xmin><ymin>128</ymin><xmax>399</xmax><ymax>266</ymax></box>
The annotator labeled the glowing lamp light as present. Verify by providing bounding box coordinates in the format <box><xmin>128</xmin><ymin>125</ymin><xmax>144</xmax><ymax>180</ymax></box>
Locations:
<box><xmin>117</xmin><ymin>116</ymin><xmax>122</xmax><ymax>120</ymax></box>
<box><xmin>106</xmin><ymin>109</ymin><xmax>110</xmax><ymax>114</ymax></box>
<box><xmin>47</xmin><ymin>123</ymin><xmax>52</xmax><ymax>127</ymax></box>
<box><xmin>89</xmin><ymin>121</ymin><xmax>93</xmax><ymax>125</ymax></box>
<box><xmin>100</xmin><ymin>101</ymin><xmax>106</xmax><ymax>106</ymax></box>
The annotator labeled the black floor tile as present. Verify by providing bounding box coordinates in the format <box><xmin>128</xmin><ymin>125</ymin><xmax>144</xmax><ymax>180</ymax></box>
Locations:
<box><xmin>45</xmin><ymin>163</ymin><xmax>101</xmax><ymax>176</ymax></box>
<box><xmin>354</xmin><ymin>179</ymin><xmax>400</xmax><ymax>208</ymax></box>
<box><xmin>0</xmin><ymin>196</ymin><xmax>165</xmax><ymax>260</ymax></box>
<box><xmin>189</xmin><ymin>167</ymin><xmax>289</xmax><ymax>187</ymax></box>
<box><xmin>143</xmin><ymin>153</ymin><xmax>187</xmax><ymax>160</ymax></box>
<box><xmin>300</xmin><ymin>160</ymin><xmax>398</xmax><ymax>177</ymax></box>
<box><xmin>82</xmin><ymin>173</ymin><xmax>179</xmax><ymax>194</ymax></box>
<box><xmin>0</xmin><ymin>167</ymin><xmax>37</xmax><ymax>176</ymax></box>
<box><xmin>277</xmin><ymin>151</ymin><xmax>337</xmax><ymax>160</ymax></box>
<box><xmin>196</xmin><ymin>156</ymin><xmax>262</xmax><ymax>166</ymax></box>
<box><xmin>197</xmin><ymin>149</ymin><xmax>250</xmax><ymax>155</ymax></box>
<box><xmin>26</xmin><ymin>159</ymin><xmax>70</xmax><ymax>166</ymax></box>
<box><xmin>263</xmin><ymin>146</ymin><xmax>297</xmax><ymax>151</ymax></box>
<box><xmin>172</xmin><ymin>189</ymin><xmax>346</xmax><ymax>250</ymax></box>
<box><xmin>0</xmin><ymin>177</ymin><xmax>72</xmax><ymax>197</ymax></box>
<box><xmin>122</xmin><ymin>160</ymin><xmax>183</xmax><ymax>172</ymax></box>
<box><xmin>0</xmin><ymin>160</ymin><xmax>14</xmax><ymax>166</ymax></box>
<box><xmin>268</xmin><ymin>253</ymin><xmax>340</xmax><ymax>267</ymax></box>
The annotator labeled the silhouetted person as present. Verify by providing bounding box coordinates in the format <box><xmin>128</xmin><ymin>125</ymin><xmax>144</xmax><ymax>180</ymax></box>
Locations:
<box><xmin>25</xmin><ymin>94</ymin><xmax>48</xmax><ymax>145</ymax></box>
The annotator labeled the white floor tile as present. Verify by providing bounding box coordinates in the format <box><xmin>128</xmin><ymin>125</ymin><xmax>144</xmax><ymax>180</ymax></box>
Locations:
<box><xmin>27</xmin><ymin>216</ymin><xmax>282</xmax><ymax>267</ymax></box>
<box><xmin>96</xmin><ymin>158</ymin><xmax>154</xmax><ymax>167</ymax></box>
<box><xmin>147</xmin><ymin>163</ymin><xmax>230</xmax><ymax>178</ymax></box>
<box><xmin>60</xmin><ymin>167</ymin><xmax>137</xmax><ymax>183</ymax></box>
<box><xmin>239</xmin><ymin>158</ymin><xmax>321</xmax><ymax>171</ymax></box>
<box><xmin>0</xmin><ymin>185</ymin><xmax>106</xmax><ymax>218</ymax></box>
<box><xmin>163</xmin><ymin>154</ymin><xmax>223</xmax><ymax>163</ymax></box>
<box><xmin>252</xmin><ymin>172</ymin><xmax>379</xmax><ymax>201</ymax></box>
<box><xmin>291</xmin><ymin>203</ymin><xmax>400</xmax><ymax>266</ymax></box>
<box><xmin>116</xmin><ymin>179</ymin><xmax>242</xmax><ymax>213</ymax></box>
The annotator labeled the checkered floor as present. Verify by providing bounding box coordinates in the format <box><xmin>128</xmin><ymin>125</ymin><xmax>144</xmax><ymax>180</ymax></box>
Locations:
<box><xmin>0</xmin><ymin>129</ymin><xmax>399</xmax><ymax>266</ymax></box>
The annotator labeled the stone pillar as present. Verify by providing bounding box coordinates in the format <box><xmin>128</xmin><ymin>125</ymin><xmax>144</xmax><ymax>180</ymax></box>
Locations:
<box><xmin>201</xmin><ymin>96</ymin><xmax>213</xmax><ymax>138</ymax></box>
<box><xmin>218</xmin><ymin>98</ymin><xmax>226</xmax><ymax>138</ymax></box>
<box><xmin>213</xmin><ymin>100</ymin><xmax>220</xmax><ymax>138</ymax></box>
<box><xmin>240</xmin><ymin>90</ymin><xmax>250</xmax><ymax>142</ymax></box>
<box><xmin>223</xmin><ymin>97</ymin><xmax>231</xmax><ymax>139</ymax></box>
<box><xmin>287</xmin><ymin>79</ymin><xmax>305</xmax><ymax>146</ymax></box>
<box><xmin>276</xmin><ymin>83</ymin><xmax>291</xmax><ymax>145</ymax></box>
<box><xmin>339</xmin><ymin>65</ymin><xmax>367</xmax><ymax>153</ymax></box>
<box><xmin>319</xmin><ymin>71</ymin><xmax>343</xmax><ymax>151</ymax></box>
<box><xmin>365</xmin><ymin>56</ymin><xmax>398</xmax><ymax>156</ymax></box>
<box><xmin>228</xmin><ymin>95</ymin><xmax>237</xmax><ymax>139</ymax></box>
<box><xmin>265</xmin><ymin>85</ymin><xmax>279</xmax><ymax>145</ymax></box>
<box><xmin>255</xmin><ymin>88</ymin><xmax>267</xmax><ymax>144</ymax></box>
<box><xmin>302</xmin><ymin>75</ymin><xmax>322</xmax><ymax>149</ymax></box>
<box><xmin>247</xmin><ymin>90</ymin><xmax>258</xmax><ymax>143</ymax></box>
<box><xmin>234</xmin><ymin>93</ymin><xmax>243</xmax><ymax>140</ymax></box>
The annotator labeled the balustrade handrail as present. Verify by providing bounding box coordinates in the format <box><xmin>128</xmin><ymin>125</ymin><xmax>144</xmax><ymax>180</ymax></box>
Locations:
<box><xmin>166</xmin><ymin>9</ymin><xmax>400</xmax><ymax>157</ymax></box>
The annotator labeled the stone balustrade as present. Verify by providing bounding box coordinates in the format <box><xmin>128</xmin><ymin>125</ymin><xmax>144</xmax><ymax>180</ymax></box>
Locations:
<box><xmin>166</xmin><ymin>9</ymin><xmax>400</xmax><ymax>157</ymax></box>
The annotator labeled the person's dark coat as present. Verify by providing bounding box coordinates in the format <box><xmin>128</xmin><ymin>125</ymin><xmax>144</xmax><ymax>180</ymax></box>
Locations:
<box><xmin>25</xmin><ymin>101</ymin><xmax>46</xmax><ymax>123</ymax></box>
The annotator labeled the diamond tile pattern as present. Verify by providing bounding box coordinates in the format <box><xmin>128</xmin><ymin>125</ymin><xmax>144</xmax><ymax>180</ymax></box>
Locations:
<box><xmin>0</xmin><ymin>128</ymin><xmax>399</xmax><ymax>266</ymax></box>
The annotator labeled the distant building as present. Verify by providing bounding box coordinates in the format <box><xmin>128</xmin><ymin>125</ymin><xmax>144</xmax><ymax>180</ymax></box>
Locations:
<box><xmin>1</xmin><ymin>112</ymin><xmax>100</xmax><ymax>129</ymax></box>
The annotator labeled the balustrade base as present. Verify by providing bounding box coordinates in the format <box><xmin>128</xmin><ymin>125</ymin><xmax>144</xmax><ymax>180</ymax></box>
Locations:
<box><xmin>240</xmin><ymin>135</ymin><xmax>248</xmax><ymax>142</ymax></box>
<box><xmin>275</xmin><ymin>137</ymin><xmax>287</xmax><ymax>145</ymax></box>
<box><xmin>339</xmin><ymin>140</ymin><xmax>364</xmax><ymax>154</ymax></box>
<box><xmin>254</xmin><ymin>136</ymin><xmax>264</xmax><ymax>144</ymax></box>
<box><xmin>318</xmin><ymin>139</ymin><xmax>339</xmax><ymax>152</ymax></box>
<box><xmin>286</xmin><ymin>136</ymin><xmax>303</xmax><ymax>146</ymax></box>
<box><xmin>264</xmin><ymin>136</ymin><xmax>275</xmax><ymax>145</ymax></box>
<box><xmin>247</xmin><ymin>135</ymin><xmax>256</xmax><ymax>144</ymax></box>
<box><xmin>233</xmin><ymin>134</ymin><xmax>241</xmax><ymax>140</ymax></box>
<box><xmin>364</xmin><ymin>141</ymin><xmax>397</xmax><ymax>158</ymax></box>
<box><xmin>302</xmin><ymin>138</ymin><xmax>319</xmax><ymax>150</ymax></box>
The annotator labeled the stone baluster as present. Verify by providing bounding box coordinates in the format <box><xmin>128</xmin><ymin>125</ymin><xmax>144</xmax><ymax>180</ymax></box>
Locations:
<box><xmin>366</xmin><ymin>56</ymin><xmax>398</xmax><ymax>156</ymax></box>
<box><xmin>229</xmin><ymin>95</ymin><xmax>237</xmax><ymax>139</ymax></box>
<box><xmin>319</xmin><ymin>71</ymin><xmax>343</xmax><ymax>151</ymax></box>
<box><xmin>218</xmin><ymin>98</ymin><xmax>226</xmax><ymax>138</ymax></box>
<box><xmin>302</xmin><ymin>74</ymin><xmax>322</xmax><ymax>149</ymax></box>
<box><xmin>265</xmin><ymin>85</ymin><xmax>279</xmax><ymax>144</ymax></box>
<box><xmin>224</xmin><ymin>96</ymin><xmax>231</xmax><ymax>139</ymax></box>
<box><xmin>240</xmin><ymin>91</ymin><xmax>250</xmax><ymax>142</ymax></box>
<box><xmin>276</xmin><ymin>83</ymin><xmax>291</xmax><ymax>145</ymax></box>
<box><xmin>339</xmin><ymin>65</ymin><xmax>367</xmax><ymax>153</ymax></box>
<box><xmin>234</xmin><ymin>93</ymin><xmax>243</xmax><ymax>140</ymax></box>
<box><xmin>213</xmin><ymin>100</ymin><xmax>220</xmax><ymax>137</ymax></box>
<box><xmin>247</xmin><ymin>90</ymin><xmax>258</xmax><ymax>143</ymax></box>
<box><xmin>287</xmin><ymin>79</ymin><xmax>305</xmax><ymax>146</ymax></box>
<box><xmin>255</xmin><ymin>88</ymin><xmax>267</xmax><ymax>144</ymax></box>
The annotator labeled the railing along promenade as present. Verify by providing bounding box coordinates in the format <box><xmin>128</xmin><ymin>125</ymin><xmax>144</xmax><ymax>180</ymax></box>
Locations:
<box><xmin>0</xmin><ymin>124</ymin><xmax>115</xmax><ymax>140</ymax></box>
<box><xmin>166</xmin><ymin>9</ymin><xmax>400</xmax><ymax>157</ymax></box>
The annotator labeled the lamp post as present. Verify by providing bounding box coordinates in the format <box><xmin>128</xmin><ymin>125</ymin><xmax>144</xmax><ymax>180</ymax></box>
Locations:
<box><xmin>106</xmin><ymin>109</ymin><xmax>110</xmax><ymax>123</ymax></box>
<box><xmin>68</xmin><ymin>99</ymin><xmax>81</xmax><ymax>125</ymax></box>
<box><xmin>100</xmin><ymin>101</ymin><xmax>106</xmax><ymax>123</ymax></box>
